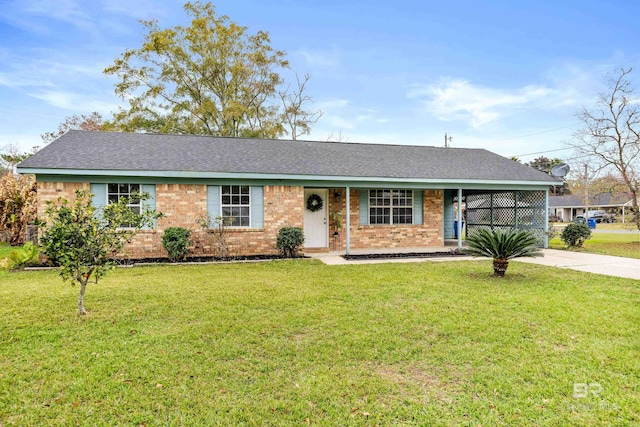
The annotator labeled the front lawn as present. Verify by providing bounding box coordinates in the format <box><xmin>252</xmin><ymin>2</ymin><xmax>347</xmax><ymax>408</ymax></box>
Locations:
<box><xmin>1</xmin><ymin>260</ymin><xmax>638</xmax><ymax>426</ymax></box>
<box><xmin>0</xmin><ymin>242</ymin><xmax>13</xmax><ymax>260</ymax></box>
<box><xmin>549</xmin><ymin>231</ymin><xmax>640</xmax><ymax>259</ymax></box>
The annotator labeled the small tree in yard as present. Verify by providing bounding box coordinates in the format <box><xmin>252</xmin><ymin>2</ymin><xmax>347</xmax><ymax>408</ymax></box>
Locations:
<box><xmin>560</xmin><ymin>223</ymin><xmax>592</xmax><ymax>248</ymax></box>
<box><xmin>40</xmin><ymin>190</ymin><xmax>160</xmax><ymax>315</ymax></box>
<box><xmin>463</xmin><ymin>228</ymin><xmax>543</xmax><ymax>277</ymax></box>
<box><xmin>197</xmin><ymin>214</ymin><xmax>234</xmax><ymax>259</ymax></box>
<box><xmin>276</xmin><ymin>226</ymin><xmax>304</xmax><ymax>258</ymax></box>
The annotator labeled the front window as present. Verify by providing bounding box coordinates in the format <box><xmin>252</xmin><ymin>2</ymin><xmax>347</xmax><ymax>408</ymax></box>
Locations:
<box><xmin>369</xmin><ymin>189</ymin><xmax>413</xmax><ymax>225</ymax></box>
<box><xmin>221</xmin><ymin>185</ymin><xmax>250</xmax><ymax>227</ymax></box>
<box><xmin>107</xmin><ymin>183</ymin><xmax>141</xmax><ymax>214</ymax></box>
<box><xmin>107</xmin><ymin>183</ymin><xmax>141</xmax><ymax>227</ymax></box>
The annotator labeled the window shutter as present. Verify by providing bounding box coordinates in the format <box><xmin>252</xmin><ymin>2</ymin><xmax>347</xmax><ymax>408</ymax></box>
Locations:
<box><xmin>359</xmin><ymin>189</ymin><xmax>369</xmax><ymax>225</ymax></box>
<box><xmin>90</xmin><ymin>183</ymin><xmax>106</xmax><ymax>211</ymax></box>
<box><xmin>443</xmin><ymin>190</ymin><xmax>455</xmax><ymax>238</ymax></box>
<box><xmin>250</xmin><ymin>186</ymin><xmax>264</xmax><ymax>228</ymax></box>
<box><xmin>413</xmin><ymin>190</ymin><xmax>423</xmax><ymax>225</ymax></box>
<box><xmin>206</xmin><ymin>186</ymin><xmax>221</xmax><ymax>227</ymax></box>
<box><xmin>141</xmin><ymin>184</ymin><xmax>156</xmax><ymax>229</ymax></box>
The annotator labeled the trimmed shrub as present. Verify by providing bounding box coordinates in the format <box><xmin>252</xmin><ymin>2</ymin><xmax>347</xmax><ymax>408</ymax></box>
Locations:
<box><xmin>560</xmin><ymin>223</ymin><xmax>592</xmax><ymax>247</ymax></box>
<box><xmin>162</xmin><ymin>227</ymin><xmax>192</xmax><ymax>261</ymax></box>
<box><xmin>276</xmin><ymin>227</ymin><xmax>304</xmax><ymax>258</ymax></box>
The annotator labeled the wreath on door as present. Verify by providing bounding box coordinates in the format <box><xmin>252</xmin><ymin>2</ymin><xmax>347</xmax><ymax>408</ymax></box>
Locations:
<box><xmin>306</xmin><ymin>193</ymin><xmax>324</xmax><ymax>212</ymax></box>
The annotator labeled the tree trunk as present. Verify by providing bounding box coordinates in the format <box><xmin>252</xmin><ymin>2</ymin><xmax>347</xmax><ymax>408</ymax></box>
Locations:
<box><xmin>493</xmin><ymin>259</ymin><xmax>509</xmax><ymax>277</ymax></box>
<box><xmin>77</xmin><ymin>278</ymin><xmax>88</xmax><ymax>315</ymax></box>
<box><xmin>76</xmin><ymin>268</ymin><xmax>94</xmax><ymax>315</ymax></box>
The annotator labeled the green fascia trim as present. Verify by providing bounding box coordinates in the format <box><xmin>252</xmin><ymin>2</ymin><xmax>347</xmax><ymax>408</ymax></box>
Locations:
<box><xmin>25</xmin><ymin>169</ymin><xmax>555</xmax><ymax>190</ymax></box>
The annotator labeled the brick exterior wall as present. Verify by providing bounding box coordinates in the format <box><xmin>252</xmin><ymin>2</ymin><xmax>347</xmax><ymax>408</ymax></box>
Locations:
<box><xmin>327</xmin><ymin>188</ymin><xmax>443</xmax><ymax>251</ymax></box>
<box><xmin>36</xmin><ymin>182</ymin><xmax>443</xmax><ymax>258</ymax></box>
<box><xmin>36</xmin><ymin>182</ymin><xmax>90</xmax><ymax>217</ymax></box>
<box><xmin>126</xmin><ymin>184</ymin><xmax>305</xmax><ymax>258</ymax></box>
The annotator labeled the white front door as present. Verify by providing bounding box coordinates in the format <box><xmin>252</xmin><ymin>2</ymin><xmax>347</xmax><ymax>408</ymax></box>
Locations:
<box><xmin>303</xmin><ymin>189</ymin><xmax>328</xmax><ymax>248</ymax></box>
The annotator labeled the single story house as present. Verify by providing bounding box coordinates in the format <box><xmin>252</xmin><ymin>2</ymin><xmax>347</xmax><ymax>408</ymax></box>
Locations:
<box><xmin>17</xmin><ymin>131</ymin><xmax>560</xmax><ymax>258</ymax></box>
<box><xmin>549</xmin><ymin>193</ymin><xmax>634</xmax><ymax>222</ymax></box>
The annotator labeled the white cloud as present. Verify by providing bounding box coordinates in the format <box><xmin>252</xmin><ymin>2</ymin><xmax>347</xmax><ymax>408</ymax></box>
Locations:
<box><xmin>313</xmin><ymin>99</ymin><xmax>389</xmax><ymax>132</ymax></box>
<box><xmin>29</xmin><ymin>90</ymin><xmax>118</xmax><ymax>113</ymax></box>
<box><xmin>408</xmin><ymin>78</ymin><xmax>554</xmax><ymax>127</ymax></box>
<box><xmin>298</xmin><ymin>46</ymin><xmax>341</xmax><ymax>70</ymax></box>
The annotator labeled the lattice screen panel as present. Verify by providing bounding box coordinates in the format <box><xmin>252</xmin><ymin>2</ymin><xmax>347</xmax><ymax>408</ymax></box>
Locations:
<box><xmin>465</xmin><ymin>190</ymin><xmax>546</xmax><ymax>244</ymax></box>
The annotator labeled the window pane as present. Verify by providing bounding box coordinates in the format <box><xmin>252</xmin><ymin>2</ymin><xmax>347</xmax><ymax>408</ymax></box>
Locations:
<box><xmin>130</xmin><ymin>184</ymin><xmax>140</xmax><ymax>193</ymax></box>
<box><xmin>222</xmin><ymin>186</ymin><xmax>230</xmax><ymax>195</ymax></box>
<box><xmin>241</xmin><ymin>196</ymin><xmax>249</xmax><ymax>205</ymax></box>
<box><xmin>108</xmin><ymin>184</ymin><xmax>118</xmax><ymax>193</ymax></box>
<box><xmin>241</xmin><ymin>207</ymin><xmax>250</xmax><ymax>217</ymax></box>
<box><xmin>232</xmin><ymin>186</ymin><xmax>240</xmax><ymax>194</ymax></box>
<box><xmin>240</xmin><ymin>186</ymin><xmax>249</xmax><ymax>194</ymax></box>
<box><xmin>222</xmin><ymin>207</ymin><xmax>231</xmax><ymax>217</ymax></box>
<box><xmin>240</xmin><ymin>217</ymin><xmax>249</xmax><ymax>227</ymax></box>
<box><xmin>119</xmin><ymin>183</ymin><xmax>129</xmax><ymax>194</ymax></box>
<box><xmin>222</xmin><ymin>195</ymin><xmax>230</xmax><ymax>205</ymax></box>
<box><xmin>108</xmin><ymin>194</ymin><xmax>118</xmax><ymax>203</ymax></box>
<box><xmin>393</xmin><ymin>207</ymin><xmax>413</xmax><ymax>224</ymax></box>
<box><xmin>232</xmin><ymin>195</ymin><xmax>240</xmax><ymax>205</ymax></box>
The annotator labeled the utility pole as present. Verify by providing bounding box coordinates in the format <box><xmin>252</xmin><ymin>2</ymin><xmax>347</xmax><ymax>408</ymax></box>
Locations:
<box><xmin>444</xmin><ymin>133</ymin><xmax>452</xmax><ymax>147</ymax></box>
<box><xmin>584</xmin><ymin>164</ymin><xmax>589</xmax><ymax>221</ymax></box>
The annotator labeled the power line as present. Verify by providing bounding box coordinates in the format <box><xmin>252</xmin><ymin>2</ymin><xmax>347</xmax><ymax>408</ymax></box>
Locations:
<box><xmin>510</xmin><ymin>146</ymin><xmax>573</xmax><ymax>158</ymax></box>
<box><xmin>489</xmin><ymin>123</ymin><xmax>579</xmax><ymax>144</ymax></box>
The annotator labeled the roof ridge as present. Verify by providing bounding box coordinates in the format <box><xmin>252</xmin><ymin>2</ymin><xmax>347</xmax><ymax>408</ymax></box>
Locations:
<box><xmin>66</xmin><ymin>129</ymin><xmax>486</xmax><ymax>151</ymax></box>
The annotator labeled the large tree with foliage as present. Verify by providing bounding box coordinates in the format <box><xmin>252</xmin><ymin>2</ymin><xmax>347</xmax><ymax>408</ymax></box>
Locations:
<box><xmin>40</xmin><ymin>190</ymin><xmax>160</xmax><ymax>315</ymax></box>
<box><xmin>0</xmin><ymin>144</ymin><xmax>32</xmax><ymax>175</ymax></box>
<box><xmin>525</xmin><ymin>156</ymin><xmax>571</xmax><ymax>195</ymax></box>
<box><xmin>104</xmin><ymin>1</ymin><xmax>320</xmax><ymax>139</ymax></box>
<box><xmin>41</xmin><ymin>112</ymin><xmax>104</xmax><ymax>145</ymax></box>
<box><xmin>1</xmin><ymin>112</ymin><xmax>104</xmax><ymax>172</ymax></box>
<box><xmin>571</xmin><ymin>68</ymin><xmax>640</xmax><ymax>230</ymax></box>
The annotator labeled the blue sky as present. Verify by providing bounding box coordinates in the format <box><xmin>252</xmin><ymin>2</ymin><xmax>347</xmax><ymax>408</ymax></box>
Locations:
<box><xmin>1</xmin><ymin>0</ymin><xmax>639</xmax><ymax>163</ymax></box>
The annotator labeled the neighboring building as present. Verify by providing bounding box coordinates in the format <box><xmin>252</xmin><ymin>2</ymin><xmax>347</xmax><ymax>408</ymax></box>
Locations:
<box><xmin>549</xmin><ymin>194</ymin><xmax>633</xmax><ymax>222</ymax></box>
<box><xmin>17</xmin><ymin>131</ymin><xmax>559</xmax><ymax>258</ymax></box>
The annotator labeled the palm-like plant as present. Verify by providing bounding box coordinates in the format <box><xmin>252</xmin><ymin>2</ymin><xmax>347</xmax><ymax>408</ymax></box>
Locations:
<box><xmin>463</xmin><ymin>228</ymin><xmax>543</xmax><ymax>276</ymax></box>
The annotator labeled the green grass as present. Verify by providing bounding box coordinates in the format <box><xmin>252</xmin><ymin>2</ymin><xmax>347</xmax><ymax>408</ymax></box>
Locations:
<box><xmin>1</xmin><ymin>260</ymin><xmax>639</xmax><ymax>426</ymax></box>
<box><xmin>550</xmin><ymin>231</ymin><xmax>640</xmax><ymax>259</ymax></box>
<box><xmin>0</xmin><ymin>243</ymin><xmax>13</xmax><ymax>260</ymax></box>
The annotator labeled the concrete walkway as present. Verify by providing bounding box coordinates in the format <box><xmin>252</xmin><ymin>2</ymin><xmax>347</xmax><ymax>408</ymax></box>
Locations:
<box><xmin>309</xmin><ymin>248</ymin><xmax>640</xmax><ymax>280</ymax></box>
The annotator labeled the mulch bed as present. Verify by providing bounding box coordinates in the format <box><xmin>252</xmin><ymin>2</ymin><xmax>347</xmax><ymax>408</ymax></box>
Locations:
<box><xmin>118</xmin><ymin>254</ymin><xmax>308</xmax><ymax>265</ymax></box>
<box><xmin>343</xmin><ymin>251</ymin><xmax>466</xmax><ymax>260</ymax></box>
<box><xmin>23</xmin><ymin>255</ymin><xmax>308</xmax><ymax>270</ymax></box>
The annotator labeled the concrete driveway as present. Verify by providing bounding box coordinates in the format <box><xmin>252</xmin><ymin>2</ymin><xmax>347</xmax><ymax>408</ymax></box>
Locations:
<box><xmin>515</xmin><ymin>249</ymin><xmax>640</xmax><ymax>280</ymax></box>
<box><xmin>311</xmin><ymin>248</ymin><xmax>640</xmax><ymax>280</ymax></box>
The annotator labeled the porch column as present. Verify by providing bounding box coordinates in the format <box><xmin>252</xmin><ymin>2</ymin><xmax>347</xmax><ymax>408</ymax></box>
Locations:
<box><xmin>346</xmin><ymin>186</ymin><xmax>351</xmax><ymax>255</ymax></box>
<box><xmin>457</xmin><ymin>188</ymin><xmax>463</xmax><ymax>249</ymax></box>
<box><xmin>544</xmin><ymin>189</ymin><xmax>549</xmax><ymax>248</ymax></box>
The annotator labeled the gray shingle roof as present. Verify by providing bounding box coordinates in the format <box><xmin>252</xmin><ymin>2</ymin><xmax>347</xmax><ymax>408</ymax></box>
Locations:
<box><xmin>18</xmin><ymin>130</ymin><xmax>559</xmax><ymax>183</ymax></box>
<box><xmin>549</xmin><ymin>194</ymin><xmax>632</xmax><ymax>207</ymax></box>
